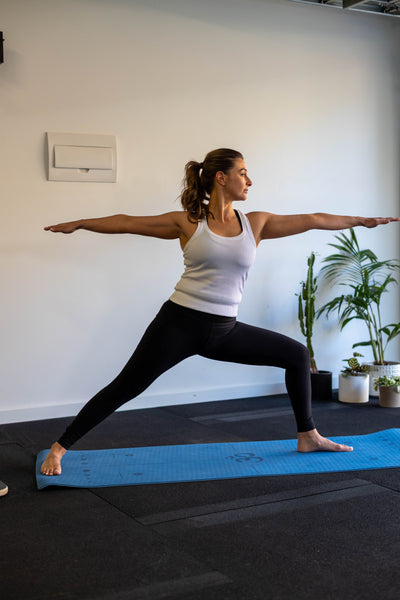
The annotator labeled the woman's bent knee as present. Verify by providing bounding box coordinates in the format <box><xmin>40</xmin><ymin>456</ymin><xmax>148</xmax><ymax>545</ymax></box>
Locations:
<box><xmin>290</xmin><ymin>341</ymin><xmax>310</xmax><ymax>370</ymax></box>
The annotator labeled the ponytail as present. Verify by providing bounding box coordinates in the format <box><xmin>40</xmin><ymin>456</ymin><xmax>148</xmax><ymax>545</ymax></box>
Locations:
<box><xmin>180</xmin><ymin>148</ymin><xmax>243</xmax><ymax>222</ymax></box>
<box><xmin>181</xmin><ymin>161</ymin><xmax>208</xmax><ymax>222</ymax></box>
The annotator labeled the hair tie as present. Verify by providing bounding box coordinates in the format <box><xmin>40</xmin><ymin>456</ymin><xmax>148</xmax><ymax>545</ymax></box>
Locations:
<box><xmin>199</xmin><ymin>162</ymin><xmax>204</xmax><ymax>169</ymax></box>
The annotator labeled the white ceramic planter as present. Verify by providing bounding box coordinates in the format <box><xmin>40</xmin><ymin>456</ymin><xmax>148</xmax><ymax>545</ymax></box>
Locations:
<box><xmin>378</xmin><ymin>386</ymin><xmax>400</xmax><ymax>408</ymax></box>
<box><xmin>338</xmin><ymin>373</ymin><xmax>369</xmax><ymax>404</ymax></box>
<box><xmin>365</xmin><ymin>362</ymin><xmax>400</xmax><ymax>397</ymax></box>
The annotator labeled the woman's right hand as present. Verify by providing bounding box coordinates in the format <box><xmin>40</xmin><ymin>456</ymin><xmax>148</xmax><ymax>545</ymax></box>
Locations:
<box><xmin>44</xmin><ymin>221</ymin><xmax>81</xmax><ymax>234</ymax></box>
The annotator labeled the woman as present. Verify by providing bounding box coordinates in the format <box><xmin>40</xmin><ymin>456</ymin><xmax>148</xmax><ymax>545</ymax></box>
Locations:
<box><xmin>41</xmin><ymin>148</ymin><xmax>398</xmax><ymax>475</ymax></box>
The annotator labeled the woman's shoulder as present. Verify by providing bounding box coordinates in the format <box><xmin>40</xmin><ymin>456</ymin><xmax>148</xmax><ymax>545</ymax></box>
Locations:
<box><xmin>245</xmin><ymin>211</ymin><xmax>271</xmax><ymax>227</ymax></box>
<box><xmin>245</xmin><ymin>210</ymin><xmax>272</xmax><ymax>219</ymax></box>
<box><xmin>171</xmin><ymin>211</ymin><xmax>199</xmax><ymax>247</ymax></box>
<box><xmin>245</xmin><ymin>212</ymin><xmax>273</xmax><ymax>245</ymax></box>
<box><xmin>245</xmin><ymin>211</ymin><xmax>275</xmax><ymax>225</ymax></box>
<box><xmin>171</xmin><ymin>210</ymin><xmax>201</xmax><ymax>227</ymax></box>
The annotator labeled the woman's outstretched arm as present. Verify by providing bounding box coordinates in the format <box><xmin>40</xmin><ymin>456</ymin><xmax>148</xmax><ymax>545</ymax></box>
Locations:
<box><xmin>247</xmin><ymin>212</ymin><xmax>400</xmax><ymax>244</ymax></box>
<box><xmin>44</xmin><ymin>211</ymin><xmax>192</xmax><ymax>240</ymax></box>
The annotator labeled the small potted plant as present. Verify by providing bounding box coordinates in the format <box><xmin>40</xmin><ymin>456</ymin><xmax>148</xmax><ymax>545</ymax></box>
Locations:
<box><xmin>374</xmin><ymin>375</ymin><xmax>400</xmax><ymax>408</ymax></box>
<box><xmin>318</xmin><ymin>228</ymin><xmax>400</xmax><ymax>396</ymax></box>
<box><xmin>296</xmin><ymin>252</ymin><xmax>332</xmax><ymax>401</ymax></box>
<box><xmin>339</xmin><ymin>352</ymin><xmax>370</xmax><ymax>404</ymax></box>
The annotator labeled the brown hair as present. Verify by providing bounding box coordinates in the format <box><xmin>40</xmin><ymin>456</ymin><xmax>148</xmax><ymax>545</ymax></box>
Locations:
<box><xmin>180</xmin><ymin>148</ymin><xmax>243</xmax><ymax>222</ymax></box>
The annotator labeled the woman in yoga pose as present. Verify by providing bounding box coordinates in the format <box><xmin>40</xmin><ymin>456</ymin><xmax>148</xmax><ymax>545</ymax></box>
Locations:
<box><xmin>41</xmin><ymin>148</ymin><xmax>399</xmax><ymax>475</ymax></box>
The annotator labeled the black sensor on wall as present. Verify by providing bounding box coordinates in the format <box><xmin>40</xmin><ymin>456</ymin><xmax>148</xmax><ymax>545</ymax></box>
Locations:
<box><xmin>0</xmin><ymin>32</ymin><xmax>4</xmax><ymax>64</ymax></box>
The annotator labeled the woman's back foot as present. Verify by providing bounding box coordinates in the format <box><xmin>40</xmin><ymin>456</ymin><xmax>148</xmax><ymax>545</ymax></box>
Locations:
<box><xmin>297</xmin><ymin>429</ymin><xmax>353</xmax><ymax>453</ymax></box>
<box><xmin>40</xmin><ymin>442</ymin><xmax>67</xmax><ymax>476</ymax></box>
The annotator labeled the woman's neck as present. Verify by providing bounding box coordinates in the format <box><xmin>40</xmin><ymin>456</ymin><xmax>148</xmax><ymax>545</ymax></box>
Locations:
<box><xmin>208</xmin><ymin>191</ymin><xmax>235</xmax><ymax>223</ymax></box>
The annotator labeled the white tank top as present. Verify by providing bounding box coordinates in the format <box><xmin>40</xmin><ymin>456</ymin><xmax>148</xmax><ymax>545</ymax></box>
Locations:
<box><xmin>170</xmin><ymin>210</ymin><xmax>257</xmax><ymax>316</ymax></box>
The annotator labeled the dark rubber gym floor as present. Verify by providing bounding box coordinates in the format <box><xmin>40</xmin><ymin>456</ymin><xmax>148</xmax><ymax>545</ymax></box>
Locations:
<box><xmin>1</xmin><ymin>392</ymin><xmax>400</xmax><ymax>600</ymax></box>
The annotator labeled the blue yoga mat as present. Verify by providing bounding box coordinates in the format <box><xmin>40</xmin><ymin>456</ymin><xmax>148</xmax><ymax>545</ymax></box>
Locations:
<box><xmin>36</xmin><ymin>429</ymin><xmax>400</xmax><ymax>490</ymax></box>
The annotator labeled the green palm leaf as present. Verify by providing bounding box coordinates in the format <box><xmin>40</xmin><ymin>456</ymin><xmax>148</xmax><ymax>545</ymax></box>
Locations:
<box><xmin>319</xmin><ymin>229</ymin><xmax>400</xmax><ymax>364</ymax></box>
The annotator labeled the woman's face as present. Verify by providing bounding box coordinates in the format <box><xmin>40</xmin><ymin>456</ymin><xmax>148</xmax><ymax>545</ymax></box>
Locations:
<box><xmin>219</xmin><ymin>158</ymin><xmax>253</xmax><ymax>202</ymax></box>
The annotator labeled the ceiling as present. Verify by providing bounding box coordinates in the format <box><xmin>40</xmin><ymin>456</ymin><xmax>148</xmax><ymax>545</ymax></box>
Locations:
<box><xmin>288</xmin><ymin>0</ymin><xmax>400</xmax><ymax>17</ymax></box>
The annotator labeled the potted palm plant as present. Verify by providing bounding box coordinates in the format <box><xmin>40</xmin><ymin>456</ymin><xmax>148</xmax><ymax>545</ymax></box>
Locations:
<box><xmin>374</xmin><ymin>375</ymin><xmax>400</xmax><ymax>408</ymax></box>
<box><xmin>296</xmin><ymin>252</ymin><xmax>332</xmax><ymax>400</ymax></box>
<box><xmin>339</xmin><ymin>353</ymin><xmax>369</xmax><ymax>403</ymax></box>
<box><xmin>317</xmin><ymin>229</ymin><xmax>400</xmax><ymax>395</ymax></box>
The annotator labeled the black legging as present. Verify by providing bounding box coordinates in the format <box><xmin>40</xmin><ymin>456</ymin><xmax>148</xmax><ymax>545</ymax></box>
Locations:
<box><xmin>58</xmin><ymin>300</ymin><xmax>315</xmax><ymax>449</ymax></box>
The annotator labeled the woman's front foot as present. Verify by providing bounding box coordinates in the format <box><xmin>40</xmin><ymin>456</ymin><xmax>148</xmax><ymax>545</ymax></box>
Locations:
<box><xmin>297</xmin><ymin>429</ymin><xmax>353</xmax><ymax>453</ymax></box>
<box><xmin>40</xmin><ymin>442</ymin><xmax>67</xmax><ymax>476</ymax></box>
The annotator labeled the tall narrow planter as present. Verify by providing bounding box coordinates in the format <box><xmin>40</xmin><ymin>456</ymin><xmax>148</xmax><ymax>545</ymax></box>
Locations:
<box><xmin>338</xmin><ymin>373</ymin><xmax>369</xmax><ymax>404</ymax></box>
<box><xmin>311</xmin><ymin>371</ymin><xmax>332</xmax><ymax>401</ymax></box>
<box><xmin>378</xmin><ymin>386</ymin><xmax>400</xmax><ymax>408</ymax></box>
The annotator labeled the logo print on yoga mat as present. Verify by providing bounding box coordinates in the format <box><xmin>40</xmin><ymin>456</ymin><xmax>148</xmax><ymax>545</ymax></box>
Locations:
<box><xmin>226</xmin><ymin>452</ymin><xmax>264</xmax><ymax>463</ymax></box>
<box><xmin>80</xmin><ymin>455</ymin><xmax>91</xmax><ymax>482</ymax></box>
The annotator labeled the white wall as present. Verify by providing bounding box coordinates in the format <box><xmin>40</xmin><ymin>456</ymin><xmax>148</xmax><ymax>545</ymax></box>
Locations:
<box><xmin>1</xmin><ymin>0</ymin><xmax>399</xmax><ymax>424</ymax></box>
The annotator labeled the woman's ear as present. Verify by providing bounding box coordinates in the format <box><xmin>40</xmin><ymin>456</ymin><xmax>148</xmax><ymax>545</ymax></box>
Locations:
<box><xmin>215</xmin><ymin>170</ymin><xmax>226</xmax><ymax>187</ymax></box>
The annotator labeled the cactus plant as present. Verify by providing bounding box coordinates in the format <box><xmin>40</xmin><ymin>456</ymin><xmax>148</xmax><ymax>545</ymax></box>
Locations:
<box><xmin>297</xmin><ymin>252</ymin><xmax>319</xmax><ymax>374</ymax></box>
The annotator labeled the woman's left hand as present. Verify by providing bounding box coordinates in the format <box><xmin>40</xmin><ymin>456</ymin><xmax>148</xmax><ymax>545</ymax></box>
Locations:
<box><xmin>361</xmin><ymin>217</ymin><xmax>400</xmax><ymax>228</ymax></box>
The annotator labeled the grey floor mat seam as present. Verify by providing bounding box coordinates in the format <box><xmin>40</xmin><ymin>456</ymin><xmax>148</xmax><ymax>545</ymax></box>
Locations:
<box><xmin>190</xmin><ymin>403</ymin><xmax>344</xmax><ymax>424</ymax></box>
<box><xmin>136</xmin><ymin>477</ymin><xmax>374</xmax><ymax>525</ymax></box>
<box><xmin>150</xmin><ymin>483</ymin><xmax>391</xmax><ymax>533</ymax></box>
<box><xmin>359</xmin><ymin>477</ymin><xmax>400</xmax><ymax>495</ymax></box>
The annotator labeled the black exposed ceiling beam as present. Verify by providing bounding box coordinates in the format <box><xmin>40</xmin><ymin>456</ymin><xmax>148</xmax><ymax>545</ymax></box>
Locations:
<box><xmin>343</xmin><ymin>0</ymin><xmax>368</xmax><ymax>8</ymax></box>
<box><xmin>288</xmin><ymin>1</ymin><xmax>400</xmax><ymax>17</ymax></box>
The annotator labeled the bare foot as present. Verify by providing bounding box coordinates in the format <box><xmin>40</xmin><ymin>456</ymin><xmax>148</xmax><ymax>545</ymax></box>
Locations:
<box><xmin>297</xmin><ymin>429</ymin><xmax>353</xmax><ymax>453</ymax></box>
<box><xmin>40</xmin><ymin>442</ymin><xmax>67</xmax><ymax>476</ymax></box>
